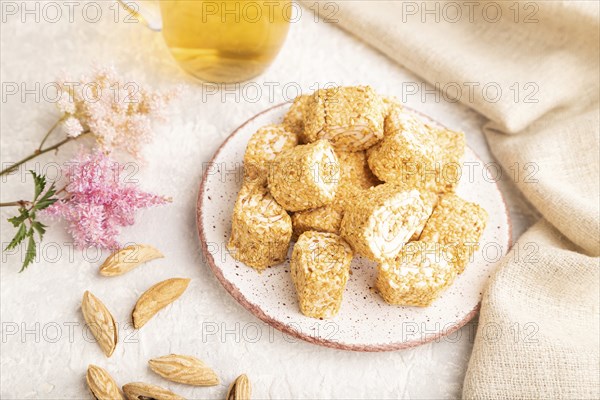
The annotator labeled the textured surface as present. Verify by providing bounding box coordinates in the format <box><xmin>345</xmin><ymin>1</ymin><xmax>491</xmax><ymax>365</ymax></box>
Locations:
<box><xmin>0</xmin><ymin>3</ymin><xmax>536</xmax><ymax>399</ymax></box>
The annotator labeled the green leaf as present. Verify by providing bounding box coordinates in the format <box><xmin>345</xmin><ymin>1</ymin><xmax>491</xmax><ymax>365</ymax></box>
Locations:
<box><xmin>35</xmin><ymin>182</ymin><xmax>57</xmax><ymax>211</ymax></box>
<box><xmin>7</xmin><ymin>216</ymin><xmax>20</xmax><ymax>227</ymax></box>
<box><xmin>30</xmin><ymin>171</ymin><xmax>46</xmax><ymax>201</ymax></box>
<box><xmin>4</xmin><ymin>223</ymin><xmax>27</xmax><ymax>251</ymax></box>
<box><xmin>20</xmin><ymin>234</ymin><xmax>37</xmax><ymax>272</ymax></box>
<box><xmin>7</xmin><ymin>208</ymin><xmax>28</xmax><ymax>227</ymax></box>
<box><xmin>31</xmin><ymin>221</ymin><xmax>47</xmax><ymax>239</ymax></box>
<box><xmin>34</xmin><ymin>198</ymin><xmax>57</xmax><ymax>211</ymax></box>
<box><xmin>41</xmin><ymin>183</ymin><xmax>56</xmax><ymax>200</ymax></box>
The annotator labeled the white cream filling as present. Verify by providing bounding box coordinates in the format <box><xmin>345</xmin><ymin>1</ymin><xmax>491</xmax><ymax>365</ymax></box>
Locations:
<box><xmin>254</xmin><ymin>131</ymin><xmax>290</xmax><ymax>160</ymax></box>
<box><xmin>240</xmin><ymin>193</ymin><xmax>285</xmax><ymax>224</ymax></box>
<box><xmin>365</xmin><ymin>190</ymin><xmax>423</xmax><ymax>260</ymax></box>
<box><xmin>310</xmin><ymin>144</ymin><xmax>339</xmax><ymax>197</ymax></box>
<box><xmin>391</xmin><ymin>251</ymin><xmax>451</xmax><ymax>288</ymax></box>
<box><xmin>270</xmin><ymin>133</ymin><xmax>291</xmax><ymax>154</ymax></box>
<box><xmin>323</xmin><ymin>125</ymin><xmax>376</xmax><ymax>147</ymax></box>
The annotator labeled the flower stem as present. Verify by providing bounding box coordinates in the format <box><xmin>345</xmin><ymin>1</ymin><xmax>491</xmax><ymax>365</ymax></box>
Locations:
<box><xmin>0</xmin><ymin>200</ymin><xmax>29</xmax><ymax>208</ymax></box>
<box><xmin>0</xmin><ymin>131</ymin><xmax>90</xmax><ymax>177</ymax></box>
<box><xmin>38</xmin><ymin>117</ymin><xmax>66</xmax><ymax>151</ymax></box>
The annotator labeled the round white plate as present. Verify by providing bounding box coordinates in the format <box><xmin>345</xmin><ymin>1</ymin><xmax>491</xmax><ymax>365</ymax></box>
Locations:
<box><xmin>197</xmin><ymin>103</ymin><xmax>511</xmax><ymax>351</ymax></box>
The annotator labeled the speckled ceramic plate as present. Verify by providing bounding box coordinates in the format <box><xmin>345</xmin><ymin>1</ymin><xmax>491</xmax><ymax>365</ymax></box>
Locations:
<box><xmin>197</xmin><ymin>103</ymin><xmax>511</xmax><ymax>351</ymax></box>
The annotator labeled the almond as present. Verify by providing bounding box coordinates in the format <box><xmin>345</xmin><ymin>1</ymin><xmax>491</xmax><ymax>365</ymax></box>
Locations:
<box><xmin>148</xmin><ymin>354</ymin><xmax>219</xmax><ymax>386</ymax></box>
<box><xmin>122</xmin><ymin>382</ymin><xmax>184</xmax><ymax>400</ymax></box>
<box><xmin>99</xmin><ymin>244</ymin><xmax>163</xmax><ymax>277</ymax></box>
<box><xmin>82</xmin><ymin>291</ymin><xmax>118</xmax><ymax>357</ymax></box>
<box><xmin>132</xmin><ymin>278</ymin><xmax>190</xmax><ymax>329</ymax></box>
<box><xmin>226</xmin><ymin>374</ymin><xmax>252</xmax><ymax>400</ymax></box>
<box><xmin>86</xmin><ymin>365</ymin><xmax>124</xmax><ymax>400</ymax></box>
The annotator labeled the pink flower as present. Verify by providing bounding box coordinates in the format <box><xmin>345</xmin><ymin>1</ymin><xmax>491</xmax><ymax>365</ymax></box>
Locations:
<box><xmin>43</xmin><ymin>149</ymin><xmax>170</xmax><ymax>249</ymax></box>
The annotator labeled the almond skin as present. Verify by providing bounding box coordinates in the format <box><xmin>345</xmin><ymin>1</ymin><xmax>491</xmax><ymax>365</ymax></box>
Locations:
<box><xmin>99</xmin><ymin>244</ymin><xmax>164</xmax><ymax>277</ymax></box>
<box><xmin>86</xmin><ymin>365</ymin><xmax>124</xmax><ymax>400</ymax></box>
<box><xmin>122</xmin><ymin>382</ymin><xmax>184</xmax><ymax>400</ymax></box>
<box><xmin>226</xmin><ymin>374</ymin><xmax>252</xmax><ymax>400</ymax></box>
<box><xmin>132</xmin><ymin>278</ymin><xmax>190</xmax><ymax>329</ymax></box>
<box><xmin>148</xmin><ymin>354</ymin><xmax>219</xmax><ymax>386</ymax></box>
<box><xmin>82</xmin><ymin>291</ymin><xmax>118</xmax><ymax>357</ymax></box>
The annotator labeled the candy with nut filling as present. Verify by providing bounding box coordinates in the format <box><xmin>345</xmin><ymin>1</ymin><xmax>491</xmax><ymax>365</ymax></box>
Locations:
<box><xmin>243</xmin><ymin>124</ymin><xmax>298</xmax><ymax>185</ymax></box>
<box><xmin>340</xmin><ymin>183</ymin><xmax>432</xmax><ymax>262</ymax></box>
<box><xmin>268</xmin><ymin>139</ymin><xmax>339</xmax><ymax>212</ymax></box>
<box><xmin>377</xmin><ymin>241</ymin><xmax>458</xmax><ymax>307</ymax></box>
<box><xmin>304</xmin><ymin>86</ymin><xmax>385</xmax><ymax>152</ymax></box>
<box><xmin>228</xmin><ymin>183</ymin><xmax>292</xmax><ymax>271</ymax></box>
<box><xmin>291</xmin><ymin>231</ymin><xmax>353</xmax><ymax>318</ymax></box>
<box><xmin>367</xmin><ymin>113</ymin><xmax>436</xmax><ymax>189</ymax></box>
<box><xmin>368</xmin><ymin>102</ymin><xmax>465</xmax><ymax>193</ymax></box>
<box><xmin>419</xmin><ymin>193</ymin><xmax>488</xmax><ymax>273</ymax></box>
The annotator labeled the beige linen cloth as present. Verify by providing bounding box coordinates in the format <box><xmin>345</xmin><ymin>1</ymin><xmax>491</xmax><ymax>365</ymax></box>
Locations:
<box><xmin>301</xmin><ymin>1</ymin><xmax>600</xmax><ymax>398</ymax></box>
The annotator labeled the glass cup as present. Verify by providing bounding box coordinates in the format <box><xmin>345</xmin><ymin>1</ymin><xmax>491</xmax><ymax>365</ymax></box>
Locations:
<box><xmin>119</xmin><ymin>0</ymin><xmax>291</xmax><ymax>83</ymax></box>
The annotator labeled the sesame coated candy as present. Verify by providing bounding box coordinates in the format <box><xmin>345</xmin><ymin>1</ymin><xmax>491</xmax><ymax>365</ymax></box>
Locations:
<box><xmin>243</xmin><ymin>124</ymin><xmax>298</xmax><ymax>185</ymax></box>
<box><xmin>303</xmin><ymin>86</ymin><xmax>385</xmax><ymax>151</ymax></box>
<box><xmin>268</xmin><ymin>139</ymin><xmax>340</xmax><ymax>212</ymax></box>
<box><xmin>227</xmin><ymin>182</ymin><xmax>292</xmax><ymax>271</ymax></box>
<box><xmin>419</xmin><ymin>193</ymin><xmax>488</xmax><ymax>273</ymax></box>
<box><xmin>377</xmin><ymin>241</ymin><xmax>458</xmax><ymax>307</ymax></box>
<box><xmin>291</xmin><ymin>231</ymin><xmax>353</xmax><ymax>318</ymax></box>
<box><xmin>368</xmin><ymin>102</ymin><xmax>465</xmax><ymax>193</ymax></box>
<box><xmin>367</xmin><ymin>113</ymin><xmax>437</xmax><ymax>190</ymax></box>
<box><xmin>340</xmin><ymin>183</ymin><xmax>431</xmax><ymax>262</ymax></box>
